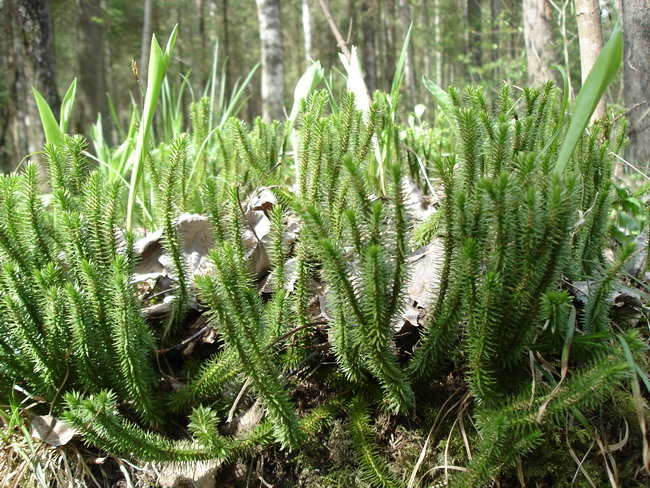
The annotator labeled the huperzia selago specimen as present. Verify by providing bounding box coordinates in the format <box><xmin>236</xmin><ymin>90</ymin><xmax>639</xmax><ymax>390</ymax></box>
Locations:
<box><xmin>0</xmin><ymin>86</ymin><xmax>646</xmax><ymax>487</ymax></box>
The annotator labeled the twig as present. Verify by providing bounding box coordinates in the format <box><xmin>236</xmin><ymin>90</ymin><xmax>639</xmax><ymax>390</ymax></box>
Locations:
<box><xmin>610</xmin><ymin>152</ymin><xmax>650</xmax><ymax>181</ymax></box>
<box><xmin>316</xmin><ymin>0</ymin><xmax>352</xmax><ymax>62</ymax></box>
<box><xmin>264</xmin><ymin>320</ymin><xmax>327</xmax><ymax>352</ymax></box>
<box><xmin>156</xmin><ymin>326</ymin><xmax>210</xmax><ymax>354</ymax></box>
<box><xmin>226</xmin><ymin>377</ymin><xmax>253</xmax><ymax>424</ymax></box>
<box><xmin>612</xmin><ymin>101</ymin><xmax>647</xmax><ymax>123</ymax></box>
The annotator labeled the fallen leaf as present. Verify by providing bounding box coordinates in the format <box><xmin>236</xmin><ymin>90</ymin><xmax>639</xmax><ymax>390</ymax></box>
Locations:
<box><xmin>407</xmin><ymin>240</ymin><xmax>445</xmax><ymax>307</ymax></box>
<box><xmin>403</xmin><ymin>177</ymin><xmax>440</xmax><ymax>221</ymax></box>
<box><xmin>247</xmin><ymin>186</ymin><xmax>278</xmax><ymax>212</ymax></box>
<box><xmin>260</xmin><ymin>258</ymin><xmax>300</xmax><ymax>293</ymax></box>
<box><xmin>30</xmin><ymin>415</ymin><xmax>77</xmax><ymax>447</ymax></box>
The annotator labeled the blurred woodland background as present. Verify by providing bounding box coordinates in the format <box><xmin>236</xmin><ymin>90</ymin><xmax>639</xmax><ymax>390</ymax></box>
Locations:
<box><xmin>0</xmin><ymin>0</ymin><xmax>648</xmax><ymax>173</ymax></box>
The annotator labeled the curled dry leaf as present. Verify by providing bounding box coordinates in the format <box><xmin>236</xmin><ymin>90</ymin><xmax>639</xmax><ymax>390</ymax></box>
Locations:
<box><xmin>158</xmin><ymin>460</ymin><xmax>222</xmax><ymax>488</ymax></box>
<box><xmin>571</xmin><ymin>280</ymin><xmax>593</xmax><ymax>305</ymax></box>
<box><xmin>407</xmin><ymin>239</ymin><xmax>445</xmax><ymax>307</ymax></box>
<box><xmin>246</xmin><ymin>186</ymin><xmax>278</xmax><ymax>212</ymax></box>
<box><xmin>30</xmin><ymin>414</ymin><xmax>78</xmax><ymax>447</ymax></box>
<box><xmin>260</xmin><ymin>258</ymin><xmax>300</xmax><ymax>293</ymax></box>
<box><xmin>134</xmin><ymin>213</ymin><xmax>216</xmax><ymax>280</ymax></box>
<box><xmin>625</xmin><ymin>229</ymin><xmax>648</xmax><ymax>278</ymax></box>
<box><xmin>243</xmin><ymin>210</ymin><xmax>272</xmax><ymax>248</ymax></box>
<box><xmin>403</xmin><ymin>177</ymin><xmax>440</xmax><ymax>222</ymax></box>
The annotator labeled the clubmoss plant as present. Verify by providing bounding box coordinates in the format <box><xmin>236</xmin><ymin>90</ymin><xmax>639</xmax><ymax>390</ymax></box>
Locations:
<box><xmin>0</xmin><ymin>80</ymin><xmax>646</xmax><ymax>486</ymax></box>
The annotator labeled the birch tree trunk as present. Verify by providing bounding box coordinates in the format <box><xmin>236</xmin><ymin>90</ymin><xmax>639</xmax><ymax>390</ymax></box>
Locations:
<box><xmin>622</xmin><ymin>0</ymin><xmax>650</xmax><ymax>168</ymax></box>
<box><xmin>575</xmin><ymin>0</ymin><xmax>605</xmax><ymax>121</ymax></box>
<box><xmin>220</xmin><ymin>0</ymin><xmax>232</xmax><ymax>99</ymax></box>
<box><xmin>0</xmin><ymin>0</ymin><xmax>59</xmax><ymax>170</ymax></box>
<box><xmin>256</xmin><ymin>0</ymin><xmax>285</xmax><ymax>121</ymax></box>
<box><xmin>522</xmin><ymin>0</ymin><xmax>558</xmax><ymax>83</ymax></box>
<box><xmin>302</xmin><ymin>0</ymin><xmax>313</xmax><ymax>67</ymax></box>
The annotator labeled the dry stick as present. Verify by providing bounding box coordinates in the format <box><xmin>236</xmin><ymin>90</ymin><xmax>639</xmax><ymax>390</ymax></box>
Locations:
<box><xmin>226</xmin><ymin>378</ymin><xmax>253</xmax><ymax>424</ymax></box>
<box><xmin>612</xmin><ymin>101</ymin><xmax>647</xmax><ymax>123</ymax></box>
<box><xmin>265</xmin><ymin>320</ymin><xmax>327</xmax><ymax>351</ymax></box>
<box><xmin>316</xmin><ymin>0</ymin><xmax>352</xmax><ymax>63</ymax></box>
<box><xmin>156</xmin><ymin>326</ymin><xmax>211</xmax><ymax>355</ymax></box>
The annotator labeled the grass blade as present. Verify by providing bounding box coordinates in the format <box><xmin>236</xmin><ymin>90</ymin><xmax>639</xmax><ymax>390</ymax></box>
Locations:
<box><xmin>126</xmin><ymin>24</ymin><xmax>178</xmax><ymax>229</ymax></box>
<box><xmin>59</xmin><ymin>78</ymin><xmax>77</xmax><ymax>133</ymax></box>
<box><xmin>390</xmin><ymin>22</ymin><xmax>412</xmax><ymax>98</ymax></box>
<box><xmin>32</xmin><ymin>87</ymin><xmax>63</xmax><ymax>146</ymax></box>
<box><xmin>422</xmin><ymin>76</ymin><xmax>455</xmax><ymax>125</ymax></box>
<box><xmin>554</xmin><ymin>23</ymin><xmax>623</xmax><ymax>174</ymax></box>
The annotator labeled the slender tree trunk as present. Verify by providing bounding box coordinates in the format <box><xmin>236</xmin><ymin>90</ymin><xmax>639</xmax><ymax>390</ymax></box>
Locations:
<box><xmin>399</xmin><ymin>0</ymin><xmax>417</xmax><ymax>101</ymax></box>
<box><xmin>76</xmin><ymin>0</ymin><xmax>109</xmax><ymax>140</ymax></box>
<box><xmin>510</xmin><ymin>0</ymin><xmax>518</xmax><ymax>59</ymax></box>
<box><xmin>220</xmin><ymin>0</ymin><xmax>233</xmax><ymax>98</ymax></box>
<box><xmin>467</xmin><ymin>0</ymin><xmax>482</xmax><ymax>80</ymax></box>
<box><xmin>139</xmin><ymin>0</ymin><xmax>153</xmax><ymax>87</ymax></box>
<box><xmin>302</xmin><ymin>0</ymin><xmax>313</xmax><ymax>67</ymax></box>
<box><xmin>575</xmin><ymin>0</ymin><xmax>606</xmax><ymax>120</ymax></box>
<box><xmin>0</xmin><ymin>0</ymin><xmax>59</xmax><ymax>170</ymax></box>
<box><xmin>491</xmin><ymin>0</ymin><xmax>500</xmax><ymax>80</ymax></box>
<box><xmin>434</xmin><ymin>0</ymin><xmax>443</xmax><ymax>86</ymax></box>
<box><xmin>421</xmin><ymin>0</ymin><xmax>433</xmax><ymax>99</ymax></box>
<box><xmin>256</xmin><ymin>0</ymin><xmax>285</xmax><ymax>121</ymax></box>
<box><xmin>385</xmin><ymin>0</ymin><xmax>397</xmax><ymax>81</ymax></box>
<box><xmin>196</xmin><ymin>0</ymin><xmax>207</xmax><ymax>88</ymax></box>
<box><xmin>522</xmin><ymin>0</ymin><xmax>559</xmax><ymax>84</ymax></box>
<box><xmin>622</xmin><ymin>0</ymin><xmax>650</xmax><ymax>168</ymax></box>
<box><xmin>361</xmin><ymin>0</ymin><xmax>378</xmax><ymax>93</ymax></box>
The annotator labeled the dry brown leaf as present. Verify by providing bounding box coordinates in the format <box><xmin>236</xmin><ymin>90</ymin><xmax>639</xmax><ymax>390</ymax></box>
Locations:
<box><xmin>30</xmin><ymin>415</ymin><xmax>77</xmax><ymax>447</ymax></box>
<box><xmin>403</xmin><ymin>177</ymin><xmax>440</xmax><ymax>222</ymax></box>
<box><xmin>407</xmin><ymin>240</ymin><xmax>445</xmax><ymax>307</ymax></box>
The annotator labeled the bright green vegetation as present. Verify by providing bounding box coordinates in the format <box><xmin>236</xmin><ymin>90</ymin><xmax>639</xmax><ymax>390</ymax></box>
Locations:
<box><xmin>0</xmin><ymin>79</ymin><xmax>648</xmax><ymax>486</ymax></box>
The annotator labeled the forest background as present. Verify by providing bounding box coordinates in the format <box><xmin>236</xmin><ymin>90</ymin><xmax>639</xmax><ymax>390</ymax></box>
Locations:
<box><xmin>0</xmin><ymin>0</ymin><xmax>648</xmax><ymax>174</ymax></box>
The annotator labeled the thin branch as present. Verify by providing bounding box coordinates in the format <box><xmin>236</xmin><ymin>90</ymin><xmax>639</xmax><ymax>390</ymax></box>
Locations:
<box><xmin>316</xmin><ymin>0</ymin><xmax>352</xmax><ymax>62</ymax></box>
<box><xmin>156</xmin><ymin>326</ymin><xmax>211</xmax><ymax>354</ymax></box>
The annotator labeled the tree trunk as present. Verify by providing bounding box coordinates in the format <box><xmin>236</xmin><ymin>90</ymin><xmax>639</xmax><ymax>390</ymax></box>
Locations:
<box><xmin>434</xmin><ymin>0</ymin><xmax>443</xmax><ymax>86</ymax></box>
<box><xmin>575</xmin><ymin>0</ymin><xmax>605</xmax><ymax>120</ymax></box>
<box><xmin>196</xmin><ymin>0</ymin><xmax>207</xmax><ymax>88</ymax></box>
<box><xmin>467</xmin><ymin>0</ymin><xmax>482</xmax><ymax>80</ymax></box>
<box><xmin>622</xmin><ymin>0</ymin><xmax>650</xmax><ymax>168</ymax></box>
<box><xmin>384</xmin><ymin>0</ymin><xmax>397</xmax><ymax>84</ymax></box>
<box><xmin>220</xmin><ymin>0</ymin><xmax>232</xmax><ymax>99</ymax></box>
<box><xmin>491</xmin><ymin>0</ymin><xmax>500</xmax><ymax>80</ymax></box>
<box><xmin>139</xmin><ymin>0</ymin><xmax>153</xmax><ymax>87</ymax></box>
<box><xmin>256</xmin><ymin>0</ymin><xmax>285</xmax><ymax>121</ymax></box>
<box><xmin>0</xmin><ymin>0</ymin><xmax>60</xmax><ymax>170</ymax></box>
<box><xmin>421</xmin><ymin>0</ymin><xmax>433</xmax><ymax>100</ymax></box>
<box><xmin>522</xmin><ymin>0</ymin><xmax>558</xmax><ymax>84</ymax></box>
<box><xmin>399</xmin><ymin>0</ymin><xmax>417</xmax><ymax>101</ymax></box>
<box><xmin>302</xmin><ymin>0</ymin><xmax>313</xmax><ymax>67</ymax></box>
<box><xmin>76</xmin><ymin>0</ymin><xmax>109</xmax><ymax>140</ymax></box>
<box><xmin>361</xmin><ymin>0</ymin><xmax>378</xmax><ymax>93</ymax></box>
